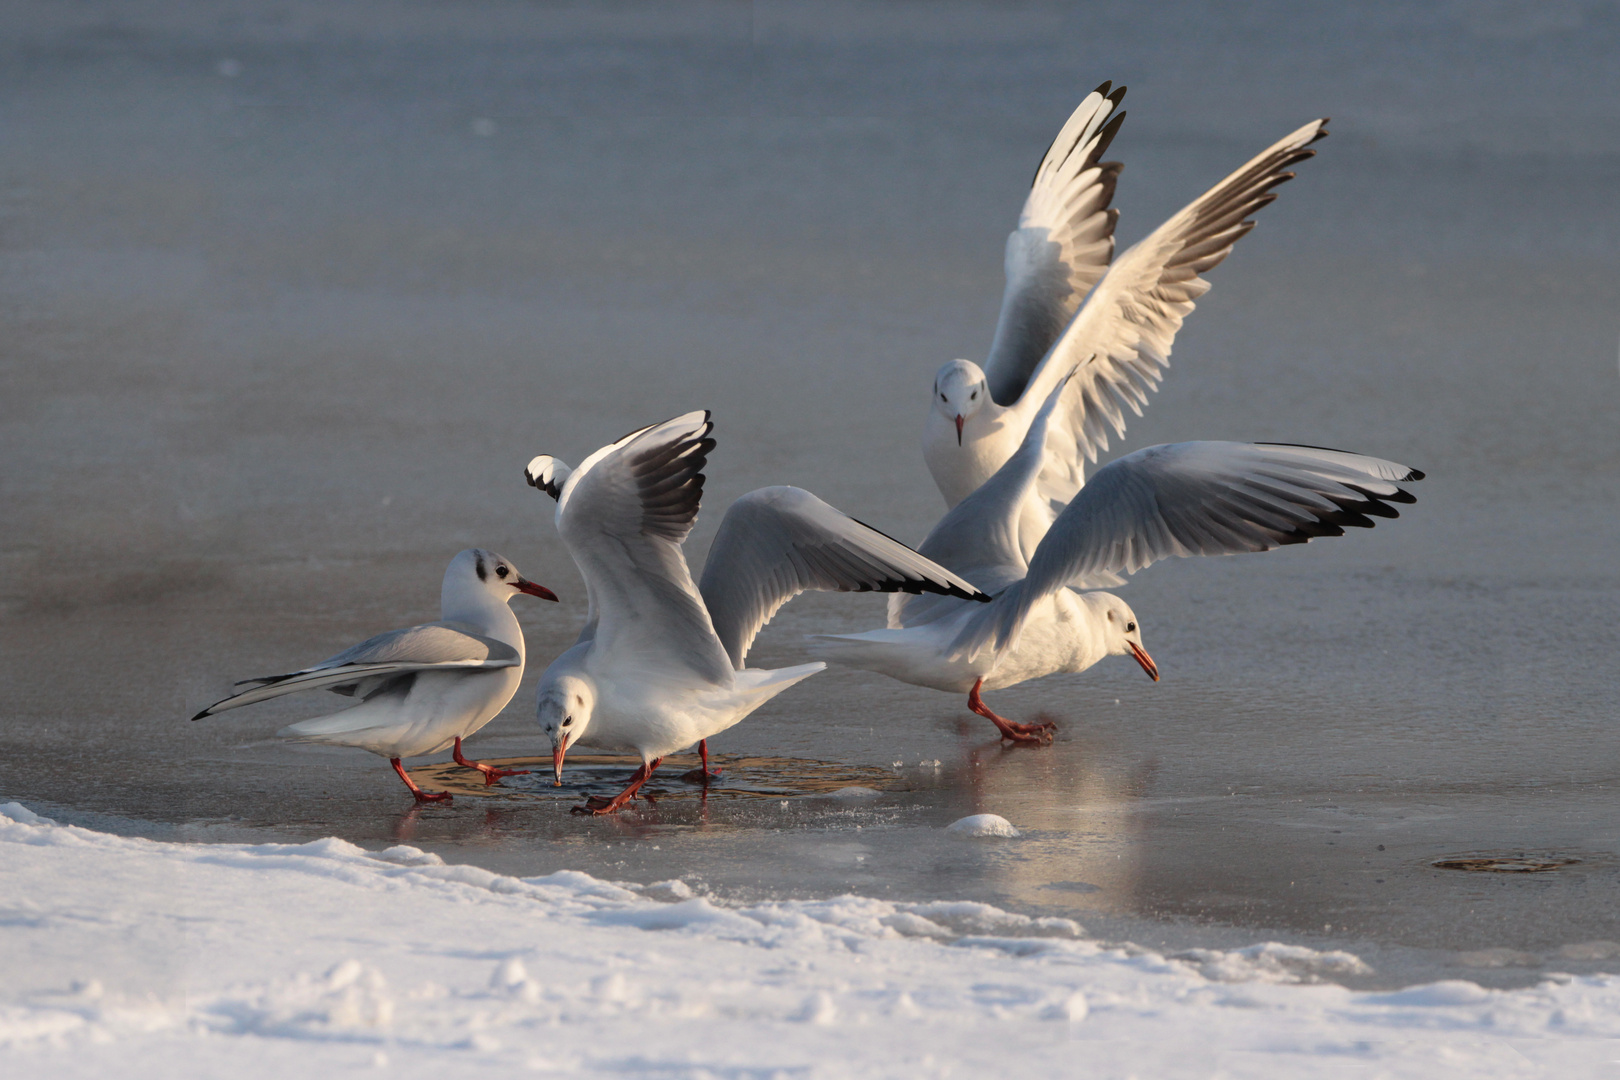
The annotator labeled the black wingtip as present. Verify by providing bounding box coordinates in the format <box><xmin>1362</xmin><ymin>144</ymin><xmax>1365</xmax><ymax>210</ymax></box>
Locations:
<box><xmin>1094</xmin><ymin>110</ymin><xmax>1126</xmax><ymax>161</ymax></box>
<box><xmin>1406</xmin><ymin>468</ymin><xmax>1426</xmax><ymax>482</ymax></box>
<box><xmin>523</xmin><ymin>465</ymin><xmax>563</xmax><ymax>501</ymax></box>
<box><xmin>190</xmin><ymin>708</ymin><xmax>211</xmax><ymax>722</ymax></box>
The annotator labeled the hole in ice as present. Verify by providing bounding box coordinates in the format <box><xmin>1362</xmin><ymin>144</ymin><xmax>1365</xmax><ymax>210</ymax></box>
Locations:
<box><xmin>409</xmin><ymin>754</ymin><xmax>905</xmax><ymax>803</ymax></box>
<box><xmin>1431</xmin><ymin>854</ymin><xmax>1580</xmax><ymax>873</ymax></box>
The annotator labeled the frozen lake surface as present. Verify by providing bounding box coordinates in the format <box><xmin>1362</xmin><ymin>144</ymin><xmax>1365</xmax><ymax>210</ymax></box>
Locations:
<box><xmin>3</xmin><ymin>0</ymin><xmax>1618</xmax><ymax>1028</ymax></box>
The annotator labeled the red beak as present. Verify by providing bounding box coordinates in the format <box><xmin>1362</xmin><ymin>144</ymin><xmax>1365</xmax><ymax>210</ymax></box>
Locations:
<box><xmin>1128</xmin><ymin>641</ymin><xmax>1159</xmax><ymax>682</ymax></box>
<box><xmin>552</xmin><ymin>738</ymin><xmax>568</xmax><ymax>786</ymax></box>
<box><xmin>954</xmin><ymin>414</ymin><xmax>964</xmax><ymax>445</ymax></box>
<box><xmin>513</xmin><ymin>577</ymin><xmax>559</xmax><ymax>602</ymax></box>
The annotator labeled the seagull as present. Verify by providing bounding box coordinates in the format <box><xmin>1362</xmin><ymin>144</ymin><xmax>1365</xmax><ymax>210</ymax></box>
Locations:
<box><xmin>819</xmin><ymin>384</ymin><xmax>1423</xmax><ymax>744</ymax></box>
<box><xmin>523</xmin><ymin>410</ymin><xmax>990</xmax><ymax>815</ymax></box>
<box><xmin>192</xmin><ymin>548</ymin><xmax>559</xmax><ymax>802</ymax></box>
<box><xmin>925</xmin><ymin>81</ymin><xmax>1329</xmax><ymax>524</ymax></box>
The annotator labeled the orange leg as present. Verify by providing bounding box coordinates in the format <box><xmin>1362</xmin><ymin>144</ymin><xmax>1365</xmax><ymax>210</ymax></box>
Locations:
<box><xmin>573</xmin><ymin>757</ymin><xmax>665</xmax><ymax>816</ymax></box>
<box><xmin>391</xmin><ymin>758</ymin><xmax>453</xmax><ymax>802</ymax></box>
<box><xmin>452</xmin><ymin>736</ymin><xmax>530</xmax><ymax>786</ymax></box>
<box><xmin>967</xmin><ymin>678</ymin><xmax>1055</xmax><ymax>746</ymax></box>
<box><xmin>678</xmin><ymin>739</ymin><xmax>723</xmax><ymax>785</ymax></box>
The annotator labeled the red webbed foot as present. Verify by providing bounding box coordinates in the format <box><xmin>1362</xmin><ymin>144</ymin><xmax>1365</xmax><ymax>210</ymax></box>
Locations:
<box><xmin>452</xmin><ymin>737</ymin><xmax>530</xmax><ymax>786</ymax></box>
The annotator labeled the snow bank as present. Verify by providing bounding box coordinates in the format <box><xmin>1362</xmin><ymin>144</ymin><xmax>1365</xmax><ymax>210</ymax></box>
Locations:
<box><xmin>1</xmin><ymin>801</ymin><xmax>1617</xmax><ymax>1078</ymax></box>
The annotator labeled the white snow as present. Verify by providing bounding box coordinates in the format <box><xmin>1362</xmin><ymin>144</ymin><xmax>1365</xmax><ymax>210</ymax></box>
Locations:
<box><xmin>2</xmin><ymin>801</ymin><xmax>1619</xmax><ymax>1078</ymax></box>
<box><xmin>945</xmin><ymin>813</ymin><xmax>1021</xmax><ymax>837</ymax></box>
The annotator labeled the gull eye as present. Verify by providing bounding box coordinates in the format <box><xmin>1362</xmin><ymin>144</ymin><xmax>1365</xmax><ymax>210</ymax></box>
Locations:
<box><xmin>562</xmin><ymin>717</ymin><xmax>573</xmax><ymax>727</ymax></box>
<box><xmin>1126</xmin><ymin>621</ymin><xmax>1136</xmax><ymax>632</ymax></box>
<box><xmin>495</xmin><ymin>565</ymin><xmax>509</xmax><ymax>579</ymax></box>
<box><xmin>940</xmin><ymin>392</ymin><xmax>947</xmax><ymax>401</ymax></box>
<box><xmin>970</xmin><ymin>390</ymin><xmax>978</xmax><ymax>400</ymax></box>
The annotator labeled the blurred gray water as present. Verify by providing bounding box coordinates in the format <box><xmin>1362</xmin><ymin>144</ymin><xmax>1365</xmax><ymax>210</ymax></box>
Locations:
<box><xmin>2</xmin><ymin>1</ymin><xmax>1618</xmax><ymax>988</ymax></box>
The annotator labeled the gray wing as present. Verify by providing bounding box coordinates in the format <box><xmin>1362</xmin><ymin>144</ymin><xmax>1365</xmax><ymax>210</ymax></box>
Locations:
<box><xmin>554</xmin><ymin>410</ymin><xmax>733</xmax><ymax>685</ymax></box>
<box><xmin>1010</xmin><ymin>119</ymin><xmax>1329</xmax><ymax>511</ymax></box>
<box><xmin>951</xmin><ymin>441</ymin><xmax>1424</xmax><ymax>658</ymax></box>
<box><xmin>191</xmin><ymin>622</ymin><xmax>520</xmax><ymax>719</ymax></box>
<box><xmin>981</xmin><ymin>83</ymin><xmax>1126</xmax><ymax>406</ymax></box>
<box><xmin>698</xmin><ymin>486</ymin><xmax>991</xmax><ymax>668</ymax></box>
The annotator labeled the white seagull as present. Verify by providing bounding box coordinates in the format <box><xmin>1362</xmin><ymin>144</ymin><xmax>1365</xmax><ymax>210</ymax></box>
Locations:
<box><xmin>925</xmin><ymin>81</ymin><xmax>1329</xmax><ymax>522</ymax></box>
<box><xmin>192</xmin><ymin>548</ymin><xmax>558</xmax><ymax>801</ymax></box>
<box><xmin>523</xmin><ymin>410</ymin><xmax>989</xmax><ymax>815</ymax></box>
<box><xmin>820</xmin><ymin>386</ymin><xmax>1423</xmax><ymax>743</ymax></box>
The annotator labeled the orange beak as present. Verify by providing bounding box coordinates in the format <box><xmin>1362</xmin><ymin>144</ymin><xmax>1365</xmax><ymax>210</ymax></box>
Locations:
<box><xmin>1128</xmin><ymin>641</ymin><xmax>1159</xmax><ymax>682</ymax></box>
<box><xmin>954</xmin><ymin>414</ymin><xmax>964</xmax><ymax>445</ymax></box>
<box><xmin>513</xmin><ymin>577</ymin><xmax>559</xmax><ymax>602</ymax></box>
<box><xmin>552</xmin><ymin>737</ymin><xmax>569</xmax><ymax>786</ymax></box>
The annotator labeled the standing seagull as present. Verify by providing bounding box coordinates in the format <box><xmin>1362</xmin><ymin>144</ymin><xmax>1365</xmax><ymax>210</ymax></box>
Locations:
<box><xmin>926</xmin><ymin>82</ymin><xmax>1329</xmax><ymax>519</ymax></box>
<box><xmin>821</xmin><ymin>387</ymin><xmax>1422</xmax><ymax>743</ymax></box>
<box><xmin>192</xmin><ymin>548</ymin><xmax>558</xmax><ymax>802</ymax></box>
<box><xmin>523</xmin><ymin>411</ymin><xmax>989</xmax><ymax>815</ymax></box>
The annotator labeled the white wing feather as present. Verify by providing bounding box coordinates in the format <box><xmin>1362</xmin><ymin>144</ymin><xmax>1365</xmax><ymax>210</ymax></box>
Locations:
<box><xmin>981</xmin><ymin>82</ymin><xmax>1126</xmax><ymax>406</ymax></box>
<box><xmin>553</xmin><ymin>410</ymin><xmax>734</xmax><ymax>686</ymax></box>
<box><xmin>1013</xmin><ymin>119</ymin><xmax>1330</xmax><ymax>511</ymax></box>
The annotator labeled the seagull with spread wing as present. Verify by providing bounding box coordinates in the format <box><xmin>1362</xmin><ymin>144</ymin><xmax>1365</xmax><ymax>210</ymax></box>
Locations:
<box><xmin>523</xmin><ymin>411</ymin><xmax>989</xmax><ymax>815</ymax></box>
<box><xmin>925</xmin><ymin>81</ymin><xmax>1329</xmax><ymax>525</ymax></box>
<box><xmin>821</xmin><ymin>384</ymin><xmax>1423</xmax><ymax>744</ymax></box>
<box><xmin>192</xmin><ymin>548</ymin><xmax>559</xmax><ymax>801</ymax></box>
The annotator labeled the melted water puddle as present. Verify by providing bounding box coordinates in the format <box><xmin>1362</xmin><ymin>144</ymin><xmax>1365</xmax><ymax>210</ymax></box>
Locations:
<box><xmin>411</xmin><ymin>754</ymin><xmax>907</xmax><ymax>803</ymax></box>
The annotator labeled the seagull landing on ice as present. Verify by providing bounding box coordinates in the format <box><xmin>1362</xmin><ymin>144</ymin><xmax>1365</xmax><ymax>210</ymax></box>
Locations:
<box><xmin>820</xmin><ymin>383</ymin><xmax>1423</xmax><ymax>745</ymax></box>
<box><xmin>192</xmin><ymin>548</ymin><xmax>559</xmax><ymax>802</ymax></box>
<box><xmin>924</xmin><ymin>81</ymin><xmax>1329</xmax><ymax>520</ymax></box>
<box><xmin>524</xmin><ymin>411</ymin><xmax>989</xmax><ymax>816</ymax></box>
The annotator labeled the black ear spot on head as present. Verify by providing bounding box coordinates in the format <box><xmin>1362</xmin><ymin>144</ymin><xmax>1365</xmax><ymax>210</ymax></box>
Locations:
<box><xmin>1106</xmin><ymin>610</ymin><xmax>1115</xmax><ymax>622</ymax></box>
<box><xmin>475</xmin><ymin>555</ymin><xmax>487</xmax><ymax>582</ymax></box>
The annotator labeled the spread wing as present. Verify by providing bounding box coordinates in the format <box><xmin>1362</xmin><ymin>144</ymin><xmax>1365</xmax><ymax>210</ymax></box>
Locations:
<box><xmin>950</xmin><ymin>441</ymin><xmax>1424</xmax><ymax>659</ymax></box>
<box><xmin>191</xmin><ymin>622</ymin><xmax>520</xmax><ymax>719</ymax></box>
<box><xmin>981</xmin><ymin>82</ymin><xmax>1127</xmax><ymax>406</ymax></box>
<box><xmin>1012</xmin><ymin>119</ymin><xmax>1330</xmax><ymax>510</ymax></box>
<box><xmin>554</xmin><ymin>410</ymin><xmax>733</xmax><ymax>686</ymax></box>
<box><xmin>697</xmin><ymin>486</ymin><xmax>990</xmax><ymax>668</ymax></box>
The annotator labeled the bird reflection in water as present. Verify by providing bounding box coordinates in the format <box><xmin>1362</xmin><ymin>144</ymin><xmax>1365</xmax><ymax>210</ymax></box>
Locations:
<box><xmin>943</xmin><ymin>717</ymin><xmax>1160</xmax><ymax>914</ymax></box>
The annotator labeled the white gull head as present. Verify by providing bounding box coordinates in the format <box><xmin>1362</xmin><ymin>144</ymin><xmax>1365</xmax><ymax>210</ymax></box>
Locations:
<box><xmin>931</xmin><ymin>359</ymin><xmax>990</xmax><ymax>446</ymax></box>
<box><xmin>443</xmin><ymin>547</ymin><xmax>557</xmax><ymax>622</ymax></box>
<box><xmin>1081</xmin><ymin>592</ymin><xmax>1158</xmax><ymax>682</ymax></box>
<box><xmin>537</xmin><ymin>665</ymin><xmax>597</xmax><ymax>785</ymax></box>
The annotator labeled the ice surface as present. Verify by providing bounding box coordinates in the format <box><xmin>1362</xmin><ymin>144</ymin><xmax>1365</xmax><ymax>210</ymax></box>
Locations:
<box><xmin>4</xmin><ymin>802</ymin><xmax>1620</xmax><ymax>1078</ymax></box>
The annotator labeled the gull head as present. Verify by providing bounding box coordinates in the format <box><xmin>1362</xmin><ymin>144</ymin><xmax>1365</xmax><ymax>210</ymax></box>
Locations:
<box><xmin>447</xmin><ymin>548</ymin><xmax>559</xmax><ymax>607</ymax></box>
<box><xmin>537</xmin><ymin>672</ymin><xmax>596</xmax><ymax>786</ymax></box>
<box><xmin>932</xmin><ymin>359</ymin><xmax>989</xmax><ymax>446</ymax></box>
<box><xmin>1092</xmin><ymin>593</ymin><xmax>1158</xmax><ymax>682</ymax></box>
